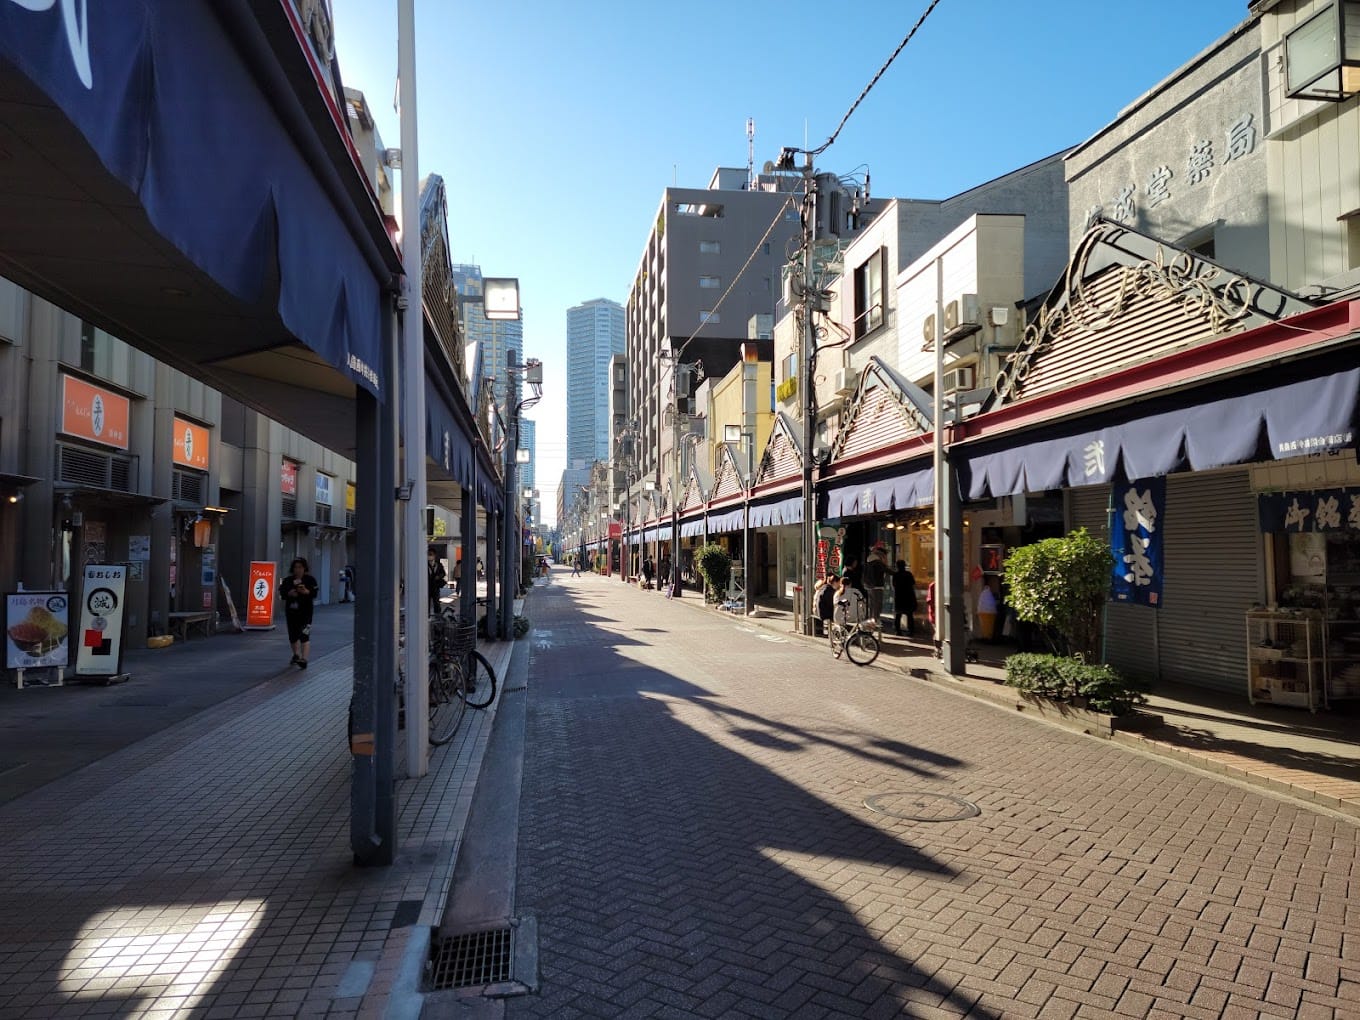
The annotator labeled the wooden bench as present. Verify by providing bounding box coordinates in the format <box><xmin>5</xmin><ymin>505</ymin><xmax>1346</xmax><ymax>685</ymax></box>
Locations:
<box><xmin>168</xmin><ymin>611</ymin><xmax>214</xmax><ymax>641</ymax></box>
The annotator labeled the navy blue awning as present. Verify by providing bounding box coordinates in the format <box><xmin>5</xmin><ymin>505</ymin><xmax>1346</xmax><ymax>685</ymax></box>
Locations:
<box><xmin>823</xmin><ymin>462</ymin><xmax>933</xmax><ymax>519</ymax></box>
<box><xmin>0</xmin><ymin>1</ymin><xmax>390</xmax><ymax>399</ymax></box>
<box><xmin>960</xmin><ymin>356</ymin><xmax>1360</xmax><ymax>500</ymax></box>
<box><xmin>425</xmin><ymin>378</ymin><xmax>475</xmax><ymax>490</ymax></box>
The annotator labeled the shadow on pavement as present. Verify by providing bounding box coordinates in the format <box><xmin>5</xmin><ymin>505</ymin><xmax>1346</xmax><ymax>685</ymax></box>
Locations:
<box><xmin>508</xmin><ymin>573</ymin><xmax>997</xmax><ymax>1019</ymax></box>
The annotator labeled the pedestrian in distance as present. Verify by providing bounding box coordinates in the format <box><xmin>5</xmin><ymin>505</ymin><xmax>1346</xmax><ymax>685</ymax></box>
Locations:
<box><xmin>833</xmin><ymin>575</ymin><xmax>867</xmax><ymax>628</ymax></box>
<box><xmin>815</xmin><ymin>574</ymin><xmax>839</xmax><ymax>637</ymax></box>
<box><xmin>892</xmin><ymin>560</ymin><xmax>918</xmax><ymax>637</ymax></box>
<box><xmin>427</xmin><ymin>548</ymin><xmax>446</xmax><ymax>616</ymax></box>
<box><xmin>280</xmin><ymin>557</ymin><xmax>318</xmax><ymax>669</ymax></box>
<box><xmin>452</xmin><ymin>557</ymin><xmax>462</xmax><ymax>596</ymax></box>
<box><xmin>642</xmin><ymin>556</ymin><xmax>655</xmax><ymax>590</ymax></box>
<box><xmin>863</xmin><ymin>543</ymin><xmax>889</xmax><ymax>628</ymax></box>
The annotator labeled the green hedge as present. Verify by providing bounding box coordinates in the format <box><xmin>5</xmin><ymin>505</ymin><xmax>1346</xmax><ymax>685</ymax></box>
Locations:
<box><xmin>694</xmin><ymin>543</ymin><xmax>732</xmax><ymax>603</ymax></box>
<box><xmin>1004</xmin><ymin>653</ymin><xmax>1148</xmax><ymax>716</ymax></box>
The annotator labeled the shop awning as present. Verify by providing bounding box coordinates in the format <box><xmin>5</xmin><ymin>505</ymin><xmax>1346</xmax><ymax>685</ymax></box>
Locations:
<box><xmin>680</xmin><ymin>518</ymin><xmax>706</xmax><ymax>538</ymax></box>
<box><xmin>959</xmin><ymin>354</ymin><xmax>1360</xmax><ymax>500</ymax></box>
<box><xmin>823</xmin><ymin>462</ymin><xmax>933</xmax><ymax>519</ymax></box>
<box><xmin>748</xmin><ymin>495</ymin><xmax>804</xmax><ymax>528</ymax></box>
<box><xmin>0</xmin><ymin>2</ymin><xmax>402</xmax><ymax>456</ymax></box>
<box><xmin>707</xmin><ymin>507</ymin><xmax>745</xmax><ymax>534</ymax></box>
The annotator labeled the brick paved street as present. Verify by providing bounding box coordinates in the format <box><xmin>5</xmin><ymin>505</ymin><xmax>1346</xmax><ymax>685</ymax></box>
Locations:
<box><xmin>505</xmin><ymin>573</ymin><xmax>1360</xmax><ymax>1019</ymax></box>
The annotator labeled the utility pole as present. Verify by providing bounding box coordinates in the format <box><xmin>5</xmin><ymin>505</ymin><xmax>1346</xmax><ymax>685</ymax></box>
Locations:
<box><xmin>500</xmin><ymin>350</ymin><xmax>519</xmax><ymax>640</ymax></box>
<box><xmin>799</xmin><ymin>154</ymin><xmax>818</xmax><ymax>636</ymax></box>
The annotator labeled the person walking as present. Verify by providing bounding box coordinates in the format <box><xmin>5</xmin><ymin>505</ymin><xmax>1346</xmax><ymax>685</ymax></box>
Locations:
<box><xmin>642</xmin><ymin>556</ymin><xmax>655</xmax><ymax>590</ymax></box>
<box><xmin>452</xmin><ymin>557</ymin><xmax>462</xmax><ymax>596</ymax></box>
<box><xmin>427</xmin><ymin>548</ymin><xmax>446</xmax><ymax>616</ymax></box>
<box><xmin>570</xmin><ymin>555</ymin><xmax>581</xmax><ymax>578</ymax></box>
<box><xmin>863</xmin><ymin>543</ymin><xmax>889</xmax><ymax>628</ymax></box>
<box><xmin>279</xmin><ymin>557</ymin><xmax>318</xmax><ymax>669</ymax></box>
<box><xmin>892</xmin><ymin>560</ymin><xmax>918</xmax><ymax>637</ymax></box>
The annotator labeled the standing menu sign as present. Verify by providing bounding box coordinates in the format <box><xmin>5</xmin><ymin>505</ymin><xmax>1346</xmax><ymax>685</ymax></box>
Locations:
<box><xmin>245</xmin><ymin>561</ymin><xmax>278</xmax><ymax>629</ymax></box>
<box><xmin>76</xmin><ymin>565</ymin><xmax>127</xmax><ymax>677</ymax></box>
<box><xmin>6</xmin><ymin>591</ymin><xmax>70</xmax><ymax>670</ymax></box>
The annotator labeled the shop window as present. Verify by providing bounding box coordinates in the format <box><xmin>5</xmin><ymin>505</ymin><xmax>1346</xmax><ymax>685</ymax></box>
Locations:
<box><xmin>1345</xmin><ymin>210</ymin><xmax>1360</xmax><ymax>270</ymax></box>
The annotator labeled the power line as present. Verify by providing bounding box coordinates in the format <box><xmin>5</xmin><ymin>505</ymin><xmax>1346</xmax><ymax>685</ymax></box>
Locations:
<box><xmin>813</xmin><ymin>0</ymin><xmax>945</xmax><ymax>156</ymax></box>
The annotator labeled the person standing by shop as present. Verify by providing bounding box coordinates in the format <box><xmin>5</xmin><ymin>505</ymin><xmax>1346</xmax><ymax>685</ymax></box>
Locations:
<box><xmin>815</xmin><ymin>574</ymin><xmax>839</xmax><ymax>637</ymax></box>
<box><xmin>843</xmin><ymin>557</ymin><xmax>864</xmax><ymax>598</ymax></box>
<box><xmin>280</xmin><ymin>557</ymin><xmax>318</xmax><ymax>669</ymax></box>
<box><xmin>427</xmin><ymin>548</ymin><xmax>447</xmax><ymax>616</ymax></box>
<box><xmin>452</xmin><ymin>557</ymin><xmax>462</xmax><ymax>596</ymax></box>
<box><xmin>977</xmin><ymin>578</ymin><xmax>999</xmax><ymax>641</ymax></box>
<box><xmin>863</xmin><ymin>543</ymin><xmax>889</xmax><ymax>628</ymax></box>
<box><xmin>892</xmin><ymin>560</ymin><xmax>918</xmax><ymax>637</ymax></box>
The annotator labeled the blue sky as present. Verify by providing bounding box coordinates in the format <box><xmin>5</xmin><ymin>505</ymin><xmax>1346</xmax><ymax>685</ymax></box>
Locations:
<box><xmin>331</xmin><ymin>0</ymin><xmax>1251</xmax><ymax>525</ymax></box>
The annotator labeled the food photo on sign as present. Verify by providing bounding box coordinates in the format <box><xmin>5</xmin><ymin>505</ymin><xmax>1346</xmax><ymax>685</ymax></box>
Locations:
<box><xmin>5</xmin><ymin>592</ymin><xmax>71</xmax><ymax>670</ymax></box>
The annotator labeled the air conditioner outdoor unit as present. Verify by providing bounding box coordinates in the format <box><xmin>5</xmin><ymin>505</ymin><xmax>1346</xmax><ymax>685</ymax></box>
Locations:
<box><xmin>943</xmin><ymin>293</ymin><xmax>979</xmax><ymax>332</ymax></box>
<box><xmin>942</xmin><ymin>365</ymin><xmax>975</xmax><ymax>394</ymax></box>
<box><xmin>921</xmin><ymin>313</ymin><xmax>936</xmax><ymax>345</ymax></box>
<box><xmin>832</xmin><ymin>367</ymin><xmax>859</xmax><ymax>397</ymax></box>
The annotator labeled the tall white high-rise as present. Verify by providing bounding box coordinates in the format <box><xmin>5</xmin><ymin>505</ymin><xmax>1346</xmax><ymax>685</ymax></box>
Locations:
<box><xmin>453</xmin><ymin>263</ymin><xmax>524</xmax><ymax>422</ymax></box>
<box><xmin>566</xmin><ymin>298</ymin><xmax>625</xmax><ymax>465</ymax></box>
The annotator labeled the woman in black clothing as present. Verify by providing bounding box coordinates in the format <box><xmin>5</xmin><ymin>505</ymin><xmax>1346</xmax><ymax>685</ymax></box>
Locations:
<box><xmin>892</xmin><ymin>560</ymin><xmax>918</xmax><ymax>636</ymax></box>
<box><xmin>280</xmin><ymin>557</ymin><xmax>319</xmax><ymax>669</ymax></box>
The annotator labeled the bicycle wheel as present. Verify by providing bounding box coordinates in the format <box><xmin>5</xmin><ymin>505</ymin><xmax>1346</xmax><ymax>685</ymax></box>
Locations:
<box><xmin>461</xmin><ymin>649</ymin><xmax>497</xmax><ymax>709</ymax></box>
<box><xmin>830</xmin><ymin>623</ymin><xmax>845</xmax><ymax>659</ymax></box>
<box><xmin>428</xmin><ymin>658</ymin><xmax>466</xmax><ymax>745</ymax></box>
<box><xmin>844</xmin><ymin>628</ymin><xmax>881</xmax><ymax>666</ymax></box>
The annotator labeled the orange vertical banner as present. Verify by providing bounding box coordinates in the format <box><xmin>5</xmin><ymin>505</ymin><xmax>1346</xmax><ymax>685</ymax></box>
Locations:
<box><xmin>245</xmin><ymin>561</ymin><xmax>277</xmax><ymax>629</ymax></box>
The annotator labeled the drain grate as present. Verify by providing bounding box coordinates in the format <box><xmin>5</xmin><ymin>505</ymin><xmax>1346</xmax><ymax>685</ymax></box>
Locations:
<box><xmin>864</xmin><ymin>791</ymin><xmax>981</xmax><ymax>822</ymax></box>
<box><xmin>427</xmin><ymin>926</ymin><xmax>513</xmax><ymax>990</ymax></box>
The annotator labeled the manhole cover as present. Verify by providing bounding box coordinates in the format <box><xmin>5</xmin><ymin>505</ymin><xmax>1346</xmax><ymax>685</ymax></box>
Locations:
<box><xmin>864</xmin><ymin>791</ymin><xmax>981</xmax><ymax>822</ymax></box>
<box><xmin>427</xmin><ymin>926</ymin><xmax>512</xmax><ymax>990</ymax></box>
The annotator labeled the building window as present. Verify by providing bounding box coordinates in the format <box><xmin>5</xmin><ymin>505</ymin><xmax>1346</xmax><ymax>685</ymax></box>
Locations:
<box><xmin>853</xmin><ymin>247</ymin><xmax>886</xmax><ymax>340</ymax></box>
<box><xmin>762</xmin><ymin>242</ymin><xmax>771</xmax><ymax>255</ymax></box>
<box><xmin>1284</xmin><ymin>2</ymin><xmax>1360</xmax><ymax>102</ymax></box>
<box><xmin>1346</xmin><ymin>210</ymin><xmax>1360</xmax><ymax>270</ymax></box>
<box><xmin>700</xmin><ymin>310</ymin><xmax>720</xmax><ymax>324</ymax></box>
<box><xmin>699</xmin><ymin>240</ymin><xmax>721</xmax><ymax>255</ymax></box>
<box><xmin>699</xmin><ymin>276</ymin><xmax>721</xmax><ymax>289</ymax></box>
<box><xmin>782</xmin><ymin>352</ymin><xmax>798</xmax><ymax>382</ymax></box>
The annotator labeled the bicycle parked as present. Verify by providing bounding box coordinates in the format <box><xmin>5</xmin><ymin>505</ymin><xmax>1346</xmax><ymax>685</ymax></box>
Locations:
<box><xmin>828</xmin><ymin>617</ymin><xmax>881</xmax><ymax>665</ymax></box>
<box><xmin>427</xmin><ymin>611</ymin><xmax>497</xmax><ymax>745</ymax></box>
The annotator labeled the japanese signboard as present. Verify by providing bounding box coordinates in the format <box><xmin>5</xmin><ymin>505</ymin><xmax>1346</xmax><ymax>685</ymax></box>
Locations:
<box><xmin>1258</xmin><ymin>489</ymin><xmax>1360</xmax><ymax>533</ymax></box>
<box><xmin>280</xmin><ymin>460</ymin><xmax>298</xmax><ymax>496</ymax></box>
<box><xmin>173</xmin><ymin>417</ymin><xmax>210</xmax><ymax>469</ymax></box>
<box><xmin>245</xmin><ymin>561</ymin><xmax>277</xmax><ymax>629</ymax></box>
<box><xmin>61</xmin><ymin>375</ymin><xmax>130</xmax><ymax>450</ymax></box>
<box><xmin>1111</xmin><ymin>478</ymin><xmax>1165</xmax><ymax>607</ymax></box>
<box><xmin>345</xmin><ymin>482</ymin><xmax>356</xmax><ymax>512</ymax></box>
<box><xmin>5</xmin><ymin>591</ymin><xmax>70</xmax><ymax>670</ymax></box>
<box><xmin>315</xmin><ymin>473</ymin><xmax>332</xmax><ymax>506</ymax></box>
<box><xmin>76</xmin><ymin>564</ymin><xmax>127</xmax><ymax>676</ymax></box>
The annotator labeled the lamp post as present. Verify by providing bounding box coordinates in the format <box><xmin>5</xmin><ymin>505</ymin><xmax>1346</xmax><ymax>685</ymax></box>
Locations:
<box><xmin>725</xmin><ymin>423</ymin><xmax>756</xmax><ymax>616</ymax></box>
<box><xmin>497</xmin><ymin>347</ymin><xmax>540</xmax><ymax>641</ymax></box>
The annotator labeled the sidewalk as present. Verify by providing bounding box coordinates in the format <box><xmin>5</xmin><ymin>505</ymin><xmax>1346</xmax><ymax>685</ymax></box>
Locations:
<box><xmin>0</xmin><ymin>595</ymin><xmax>525</xmax><ymax>1018</ymax></box>
<box><xmin>627</xmin><ymin>582</ymin><xmax>1360</xmax><ymax>822</ymax></box>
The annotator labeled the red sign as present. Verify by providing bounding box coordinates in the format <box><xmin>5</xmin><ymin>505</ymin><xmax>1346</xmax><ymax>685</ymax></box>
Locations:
<box><xmin>608</xmin><ymin>522</ymin><xmax>622</xmax><ymax>539</ymax></box>
<box><xmin>61</xmin><ymin>375</ymin><xmax>130</xmax><ymax>450</ymax></box>
<box><xmin>173</xmin><ymin>417</ymin><xmax>210</xmax><ymax>470</ymax></box>
<box><xmin>280</xmin><ymin>460</ymin><xmax>298</xmax><ymax>496</ymax></box>
<box><xmin>245</xmin><ymin>561</ymin><xmax>277</xmax><ymax>629</ymax></box>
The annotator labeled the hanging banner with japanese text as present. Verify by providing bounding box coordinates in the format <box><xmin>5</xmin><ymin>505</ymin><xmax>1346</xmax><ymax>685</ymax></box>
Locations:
<box><xmin>1111</xmin><ymin>477</ymin><xmax>1165</xmax><ymax>608</ymax></box>
<box><xmin>1257</xmin><ymin>489</ymin><xmax>1360</xmax><ymax>532</ymax></box>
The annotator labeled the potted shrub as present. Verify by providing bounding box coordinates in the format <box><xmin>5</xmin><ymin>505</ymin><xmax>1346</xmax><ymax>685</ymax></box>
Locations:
<box><xmin>693</xmin><ymin>543</ymin><xmax>732</xmax><ymax>603</ymax></box>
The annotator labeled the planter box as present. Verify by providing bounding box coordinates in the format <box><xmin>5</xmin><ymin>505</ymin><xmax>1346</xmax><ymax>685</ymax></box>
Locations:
<box><xmin>1016</xmin><ymin>693</ymin><xmax>1162</xmax><ymax>736</ymax></box>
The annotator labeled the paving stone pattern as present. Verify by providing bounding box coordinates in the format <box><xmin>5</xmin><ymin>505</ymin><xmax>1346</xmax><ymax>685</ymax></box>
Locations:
<box><xmin>508</xmin><ymin>575</ymin><xmax>1360</xmax><ymax>1019</ymax></box>
<box><xmin>0</xmin><ymin>640</ymin><xmax>504</xmax><ymax>1019</ymax></box>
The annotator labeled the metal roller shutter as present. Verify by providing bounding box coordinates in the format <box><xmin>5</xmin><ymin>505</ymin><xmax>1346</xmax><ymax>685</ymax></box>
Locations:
<box><xmin>1070</xmin><ymin>485</ymin><xmax>1158</xmax><ymax>683</ymax></box>
<box><xmin>1156</xmin><ymin>470</ymin><xmax>1261</xmax><ymax>693</ymax></box>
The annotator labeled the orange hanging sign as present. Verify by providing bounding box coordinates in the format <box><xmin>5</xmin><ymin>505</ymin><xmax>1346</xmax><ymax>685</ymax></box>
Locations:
<box><xmin>61</xmin><ymin>375</ymin><xmax>130</xmax><ymax>450</ymax></box>
<box><xmin>245</xmin><ymin>561</ymin><xmax>278</xmax><ymax>629</ymax></box>
<box><xmin>173</xmin><ymin>417</ymin><xmax>210</xmax><ymax>469</ymax></box>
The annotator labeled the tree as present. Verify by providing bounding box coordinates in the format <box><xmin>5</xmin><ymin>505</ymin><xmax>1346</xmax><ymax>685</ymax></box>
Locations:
<box><xmin>1003</xmin><ymin>528</ymin><xmax>1113</xmax><ymax>663</ymax></box>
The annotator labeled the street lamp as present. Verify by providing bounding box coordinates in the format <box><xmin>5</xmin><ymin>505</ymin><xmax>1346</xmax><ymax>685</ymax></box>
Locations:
<box><xmin>499</xmin><ymin>348</ymin><xmax>540</xmax><ymax>640</ymax></box>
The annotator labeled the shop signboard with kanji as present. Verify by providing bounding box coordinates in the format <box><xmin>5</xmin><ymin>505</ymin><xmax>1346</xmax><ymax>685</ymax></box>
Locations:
<box><xmin>1111</xmin><ymin>477</ymin><xmax>1165</xmax><ymax>607</ymax></box>
<box><xmin>245</xmin><ymin>561</ymin><xmax>277</xmax><ymax>629</ymax></box>
<box><xmin>76</xmin><ymin>565</ymin><xmax>127</xmax><ymax>676</ymax></box>
<box><xmin>173</xmin><ymin>417</ymin><xmax>210</xmax><ymax>470</ymax></box>
<box><xmin>5</xmin><ymin>592</ymin><xmax>70</xmax><ymax>669</ymax></box>
<box><xmin>60</xmin><ymin>375</ymin><xmax>129</xmax><ymax>450</ymax></box>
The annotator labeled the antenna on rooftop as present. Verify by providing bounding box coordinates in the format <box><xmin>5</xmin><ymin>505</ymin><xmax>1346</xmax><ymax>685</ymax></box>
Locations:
<box><xmin>746</xmin><ymin>117</ymin><xmax>755</xmax><ymax>190</ymax></box>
